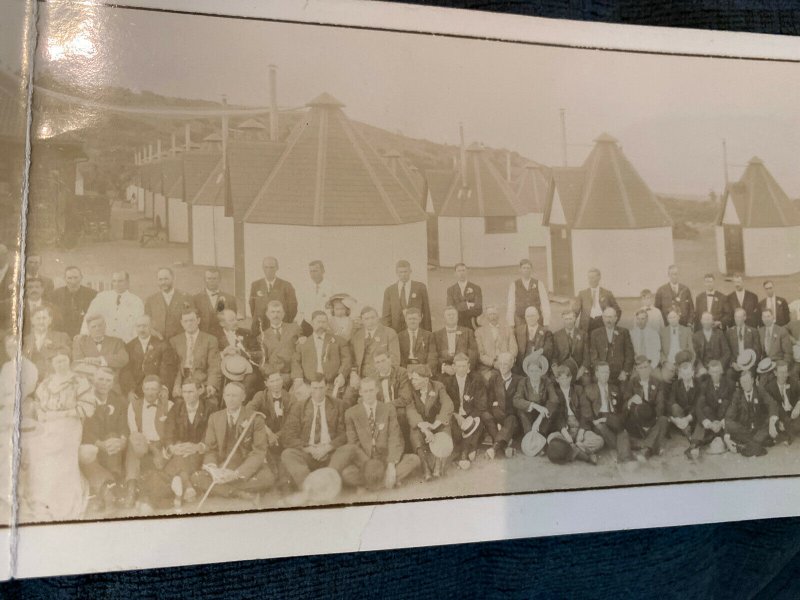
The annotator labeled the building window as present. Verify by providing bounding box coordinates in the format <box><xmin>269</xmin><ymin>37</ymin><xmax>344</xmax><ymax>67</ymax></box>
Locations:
<box><xmin>484</xmin><ymin>216</ymin><xmax>517</xmax><ymax>234</ymax></box>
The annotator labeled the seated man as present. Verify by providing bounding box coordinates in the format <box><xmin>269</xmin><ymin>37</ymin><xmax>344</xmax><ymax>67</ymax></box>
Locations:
<box><xmin>764</xmin><ymin>360</ymin><xmax>800</xmax><ymax>444</ymax></box>
<box><xmin>332</xmin><ymin>377</ymin><xmax>420</xmax><ymax>491</ymax></box>
<box><xmin>124</xmin><ymin>375</ymin><xmax>172</xmax><ymax>510</ymax></box>
<box><xmin>22</xmin><ymin>305</ymin><xmax>71</xmax><ymax>380</ymax></box>
<box><xmin>73</xmin><ymin>313</ymin><xmax>129</xmax><ymax>383</ymax></box>
<box><xmin>280</xmin><ymin>377</ymin><xmax>347</xmax><ymax>489</ymax></box>
<box><xmin>170</xmin><ymin>308</ymin><xmax>222</xmax><ymax>408</ymax></box>
<box><xmin>543</xmin><ymin>364</ymin><xmax>601</xmax><ymax>465</ymax></box>
<box><xmin>216</xmin><ymin>309</ymin><xmax>263</xmax><ymax>399</ymax></box>
<box><xmin>659</xmin><ymin>310</ymin><xmax>694</xmax><ymax>368</ymax></box>
<box><xmin>514</xmin><ymin>306</ymin><xmax>554</xmax><ymax>374</ymax></box>
<box><xmin>552</xmin><ymin>309</ymin><xmax>589</xmax><ymax>383</ymax></box>
<box><xmin>475</xmin><ymin>304</ymin><xmax>518</xmax><ymax>381</ymax></box>
<box><xmin>624</xmin><ymin>355</ymin><xmax>668</xmax><ymax>460</ymax></box>
<box><xmin>406</xmin><ymin>364</ymin><xmax>454</xmax><ymax>480</ymax></box>
<box><xmin>668</xmin><ymin>351</ymin><xmax>700</xmax><ymax>441</ymax></box>
<box><xmin>397</xmin><ymin>307</ymin><xmax>438</xmax><ymax>373</ymax></box>
<box><xmin>512</xmin><ymin>354</ymin><xmax>551</xmax><ymax>436</ymax></box>
<box><xmin>292</xmin><ymin>310</ymin><xmax>350</xmax><ymax>388</ymax></box>
<box><xmin>588</xmin><ymin>307</ymin><xmax>634</xmax><ymax>384</ymax></box>
<box><xmin>583</xmin><ymin>361</ymin><xmax>632</xmax><ymax>463</ymax></box>
<box><xmin>351</xmin><ymin>306</ymin><xmax>400</xmax><ymax>379</ymax></box>
<box><xmin>121</xmin><ymin>314</ymin><xmax>177</xmax><ymax>397</ymax></box>
<box><xmin>191</xmin><ymin>381</ymin><xmax>276</xmax><ymax>501</ymax></box>
<box><xmin>724</xmin><ymin>370</ymin><xmax>779</xmax><ymax>454</ymax></box>
<box><xmin>687</xmin><ymin>360</ymin><xmax>733</xmax><ymax>458</ymax></box>
<box><xmin>483</xmin><ymin>352</ymin><xmax>520</xmax><ymax>459</ymax></box>
<box><xmin>80</xmin><ymin>366</ymin><xmax>129</xmax><ymax>511</ymax></box>
<box><xmin>442</xmin><ymin>352</ymin><xmax>487</xmax><ymax>470</ymax></box>
<box><xmin>759</xmin><ymin>308</ymin><xmax>792</xmax><ymax>363</ymax></box>
<box><xmin>261</xmin><ymin>300</ymin><xmax>302</xmax><ymax>388</ymax></box>
<box><xmin>693</xmin><ymin>311</ymin><xmax>731</xmax><ymax>377</ymax></box>
<box><xmin>433</xmin><ymin>306</ymin><xmax>479</xmax><ymax>376</ymax></box>
<box><xmin>248</xmin><ymin>372</ymin><xmax>294</xmax><ymax>442</ymax></box>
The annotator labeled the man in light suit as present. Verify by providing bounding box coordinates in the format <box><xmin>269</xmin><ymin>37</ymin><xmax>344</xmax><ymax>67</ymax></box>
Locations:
<box><xmin>73</xmin><ymin>313</ymin><xmax>129</xmax><ymax>379</ymax></box>
<box><xmin>759</xmin><ymin>280</ymin><xmax>790</xmax><ymax>327</ymax></box>
<box><xmin>121</xmin><ymin>314</ymin><xmax>177</xmax><ymax>396</ymax></box>
<box><xmin>82</xmin><ymin>271</ymin><xmax>144</xmax><ymax>343</ymax></box>
<box><xmin>292</xmin><ymin>311</ymin><xmax>351</xmax><ymax>387</ymax></box>
<box><xmin>434</xmin><ymin>306</ymin><xmax>479</xmax><ymax>375</ymax></box>
<box><xmin>169</xmin><ymin>308</ymin><xmax>222</xmax><ymax>403</ymax></box>
<box><xmin>381</xmin><ymin>259</ymin><xmax>431</xmax><ymax>333</ymax></box>
<box><xmin>654</xmin><ymin>264</ymin><xmax>695</xmax><ymax>327</ymax></box>
<box><xmin>573</xmin><ymin>268</ymin><xmax>621</xmax><ymax>334</ymax></box>
<box><xmin>193</xmin><ymin>268</ymin><xmax>237</xmax><ymax>340</ymax></box>
<box><xmin>249</xmin><ymin>256</ymin><xmax>298</xmax><ymax>334</ymax></box>
<box><xmin>588</xmin><ymin>307</ymin><xmax>634</xmax><ymax>383</ymax></box>
<box><xmin>514</xmin><ymin>306</ymin><xmax>554</xmax><ymax>374</ymax></box>
<box><xmin>693</xmin><ymin>312</ymin><xmax>732</xmax><ymax>375</ymax></box>
<box><xmin>728</xmin><ymin>274</ymin><xmax>760</xmax><ymax>329</ymax></box>
<box><xmin>397</xmin><ymin>307</ymin><xmax>438</xmax><ymax>373</ymax></box>
<box><xmin>475</xmin><ymin>304</ymin><xmax>518</xmax><ymax>379</ymax></box>
<box><xmin>759</xmin><ymin>308</ymin><xmax>792</xmax><ymax>363</ymax></box>
<box><xmin>694</xmin><ymin>273</ymin><xmax>730</xmax><ymax>330</ymax></box>
<box><xmin>659</xmin><ymin>310</ymin><xmax>694</xmax><ymax>366</ymax></box>
<box><xmin>259</xmin><ymin>300</ymin><xmax>301</xmax><ymax>387</ymax></box>
<box><xmin>351</xmin><ymin>306</ymin><xmax>400</xmax><ymax>379</ymax></box>
<box><xmin>445</xmin><ymin>263</ymin><xmax>482</xmax><ymax>330</ymax></box>
<box><xmin>145</xmin><ymin>267</ymin><xmax>195</xmax><ymax>342</ymax></box>
<box><xmin>629</xmin><ymin>308</ymin><xmax>661</xmax><ymax>371</ymax></box>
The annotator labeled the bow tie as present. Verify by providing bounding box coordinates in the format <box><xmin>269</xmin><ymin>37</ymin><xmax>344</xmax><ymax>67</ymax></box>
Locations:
<box><xmin>446</xmin><ymin>329</ymin><xmax>458</xmax><ymax>334</ymax></box>
<box><xmin>145</xmin><ymin>400</ymin><xmax>159</xmax><ymax>408</ymax></box>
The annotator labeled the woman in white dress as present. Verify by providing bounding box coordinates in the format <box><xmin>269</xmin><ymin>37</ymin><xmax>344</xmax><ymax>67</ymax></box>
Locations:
<box><xmin>326</xmin><ymin>293</ymin><xmax>361</xmax><ymax>342</ymax></box>
<box><xmin>22</xmin><ymin>345</ymin><xmax>96</xmax><ymax>522</ymax></box>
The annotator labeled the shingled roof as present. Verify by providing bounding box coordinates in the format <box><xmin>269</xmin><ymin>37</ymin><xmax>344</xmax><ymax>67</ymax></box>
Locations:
<box><xmin>227</xmin><ymin>140</ymin><xmax>285</xmax><ymax>218</ymax></box>
<box><xmin>545</xmin><ymin>133</ymin><xmax>672</xmax><ymax>230</ymax></box>
<box><xmin>159</xmin><ymin>156</ymin><xmax>184</xmax><ymax>197</ymax></box>
<box><xmin>184</xmin><ymin>151</ymin><xmax>222</xmax><ymax>204</ymax></box>
<box><xmin>718</xmin><ymin>157</ymin><xmax>800</xmax><ymax>228</ymax></box>
<box><xmin>244</xmin><ymin>93</ymin><xmax>426</xmax><ymax>226</ymax></box>
<box><xmin>515</xmin><ymin>163</ymin><xmax>549</xmax><ymax>214</ymax></box>
<box><xmin>383</xmin><ymin>150</ymin><xmax>425</xmax><ymax>205</ymax></box>
<box><xmin>438</xmin><ymin>143</ymin><xmax>527</xmax><ymax>218</ymax></box>
<box><xmin>423</xmin><ymin>168</ymin><xmax>458</xmax><ymax>215</ymax></box>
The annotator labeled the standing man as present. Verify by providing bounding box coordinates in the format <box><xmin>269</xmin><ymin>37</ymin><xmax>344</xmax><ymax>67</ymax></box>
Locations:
<box><xmin>145</xmin><ymin>268</ymin><xmax>195</xmax><ymax>342</ymax></box>
<box><xmin>193</xmin><ymin>268</ymin><xmax>237</xmax><ymax>341</ymax></box>
<box><xmin>292</xmin><ymin>311</ymin><xmax>350</xmax><ymax>388</ymax></box>
<box><xmin>573</xmin><ymin>268</ymin><xmax>621</xmax><ymax>334</ymax></box>
<box><xmin>25</xmin><ymin>254</ymin><xmax>54</xmax><ymax>297</ymax></box>
<box><xmin>445</xmin><ymin>263</ymin><xmax>482</xmax><ymax>330</ymax></box>
<box><xmin>82</xmin><ymin>271</ymin><xmax>144</xmax><ymax>343</ymax></box>
<box><xmin>629</xmin><ymin>308</ymin><xmax>661</xmax><ymax>371</ymax></box>
<box><xmin>381</xmin><ymin>260</ymin><xmax>431</xmax><ymax>333</ymax></box>
<box><xmin>694</xmin><ymin>273</ymin><xmax>730</xmax><ymax>330</ymax></box>
<box><xmin>654</xmin><ymin>265</ymin><xmax>695</xmax><ymax>327</ymax></box>
<box><xmin>506</xmin><ymin>258</ymin><xmax>550</xmax><ymax>329</ymax></box>
<box><xmin>725</xmin><ymin>308</ymin><xmax>762</xmax><ymax>379</ymax></box>
<box><xmin>50</xmin><ymin>266</ymin><xmax>96</xmax><ymax>339</ymax></box>
<box><xmin>260</xmin><ymin>300</ymin><xmax>302</xmax><ymax>388</ymax></box>
<box><xmin>552</xmin><ymin>309</ymin><xmax>588</xmax><ymax>379</ymax></box>
<box><xmin>0</xmin><ymin>245</ymin><xmax>15</xmax><ymax>330</ymax></box>
<box><xmin>659</xmin><ymin>309</ymin><xmax>694</xmax><ymax>367</ymax></box>
<box><xmin>514</xmin><ymin>306</ymin><xmax>554</xmax><ymax>373</ymax></box>
<box><xmin>433</xmin><ymin>306</ymin><xmax>479</xmax><ymax>375</ymax></box>
<box><xmin>169</xmin><ymin>308</ymin><xmax>222</xmax><ymax>404</ymax></box>
<box><xmin>351</xmin><ymin>306</ymin><xmax>400</xmax><ymax>379</ymax></box>
<box><xmin>759</xmin><ymin>308</ymin><xmax>792</xmax><ymax>363</ymax></box>
<box><xmin>759</xmin><ymin>281</ymin><xmax>790</xmax><ymax>327</ymax></box>
<box><xmin>693</xmin><ymin>312</ymin><xmax>732</xmax><ymax>376</ymax></box>
<box><xmin>728</xmin><ymin>274</ymin><xmax>760</xmax><ymax>328</ymax></box>
<box><xmin>249</xmin><ymin>256</ymin><xmax>298</xmax><ymax>334</ymax></box>
<box><xmin>22</xmin><ymin>277</ymin><xmax>61</xmax><ymax>334</ymax></box>
<box><xmin>588</xmin><ymin>307</ymin><xmax>634</xmax><ymax>384</ymax></box>
<box><xmin>475</xmin><ymin>304</ymin><xmax>518</xmax><ymax>379</ymax></box>
<box><xmin>295</xmin><ymin>260</ymin><xmax>333</xmax><ymax>337</ymax></box>
<box><xmin>639</xmin><ymin>290</ymin><xmax>664</xmax><ymax>334</ymax></box>
<box><xmin>397</xmin><ymin>307</ymin><xmax>438</xmax><ymax>373</ymax></box>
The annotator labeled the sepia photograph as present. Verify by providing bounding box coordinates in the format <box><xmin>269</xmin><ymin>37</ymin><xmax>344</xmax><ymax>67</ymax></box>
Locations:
<box><xmin>3</xmin><ymin>0</ymin><xmax>800</xmax><ymax>574</ymax></box>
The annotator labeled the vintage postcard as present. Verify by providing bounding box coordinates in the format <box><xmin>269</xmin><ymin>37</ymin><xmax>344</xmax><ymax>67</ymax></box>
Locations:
<box><xmin>2</xmin><ymin>0</ymin><xmax>800</xmax><ymax>580</ymax></box>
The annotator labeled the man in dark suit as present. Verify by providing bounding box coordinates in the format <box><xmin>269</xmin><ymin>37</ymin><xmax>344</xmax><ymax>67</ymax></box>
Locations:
<box><xmin>381</xmin><ymin>260</ymin><xmax>431</xmax><ymax>333</ymax></box>
<box><xmin>22</xmin><ymin>305</ymin><xmax>71</xmax><ymax>380</ymax></box>
<box><xmin>693</xmin><ymin>312</ymin><xmax>732</xmax><ymax>375</ymax></box>
<box><xmin>583</xmin><ymin>362</ymin><xmax>632</xmax><ymax>462</ymax></box>
<box><xmin>654</xmin><ymin>265</ymin><xmax>695</xmax><ymax>327</ymax></box>
<box><xmin>726</xmin><ymin>307</ymin><xmax>763</xmax><ymax>379</ymax></box>
<box><xmin>442</xmin><ymin>353</ymin><xmax>487</xmax><ymax>469</ymax></box>
<box><xmin>694</xmin><ymin>273</ymin><xmax>730</xmax><ymax>330</ymax></box>
<box><xmin>406</xmin><ymin>365</ymin><xmax>454</xmax><ymax>480</ymax></box>
<box><xmin>361</xmin><ymin>350</ymin><xmax>414</xmax><ymax>446</ymax></box>
<box><xmin>759</xmin><ymin>280</ymin><xmax>791</xmax><ymax>327</ymax></box>
<box><xmin>688</xmin><ymin>361</ymin><xmax>734</xmax><ymax>456</ymax></box>
<box><xmin>194</xmin><ymin>267</ymin><xmax>237</xmax><ymax>340</ymax></box>
<box><xmin>50</xmin><ymin>266</ymin><xmax>96</xmax><ymax>339</ymax></box>
<box><xmin>433</xmin><ymin>306</ymin><xmax>478</xmax><ymax>375</ymax></box>
<box><xmin>292</xmin><ymin>310</ymin><xmax>351</xmax><ymax>387</ymax></box>
<box><xmin>765</xmin><ymin>361</ymin><xmax>800</xmax><ymax>442</ymax></box>
<box><xmin>331</xmin><ymin>377</ymin><xmax>420</xmax><ymax>490</ymax></box>
<box><xmin>724</xmin><ymin>370</ymin><xmax>779</xmax><ymax>451</ymax></box>
<box><xmin>351</xmin><ymin>306</ymin><xmax>400</xmax><ymax>379</ymax></box>
<box><xmin>624</xmin><ymin>356</ymin><xmax>668</xmax><ymax>459</ymax></box>
<box><xmin>483</xmin><ymin>352</ymin><xmax>520</xmax><ymax>458</ymax></box>
<box><xmin>169</xmin><ymin>308</ymin><xmax>222</xmax><ymax>403</ymax></box>
<box><xmin>280</xmin><ymin>378</ymin><xmax>348</xmax><ymax>489</ymax></box>
<box><xmin>588</xmin><ymin>307</ymin><xmax>634</xmax><ymax>383</ymax></box>
<box><xmin>248</xmin><ymin>372</ymin><xmax>295</xmax><ymax>440</ymax></box>
<box><xmin>22</xmin><ymin>276</ymin><xmax>62</xmax><ymax>334</ymax></box>
<box><xmin>121</xmin><ymin>314</ymin><xmax>177</xmax><ymax>396</ymax></box>
<box><xmin>249</xmin><ymin>256</ymin><xmax>298</xmax><ymax>334</ymax></box>
<box><xmin>25</xmin><ymin>254</ymin><xmax>54</xmax><ymax>297</ymax></box>
<box><xmin>144</xmin><ymin>267</ymin><xmax>195</xmax><ymax>342</ymax></box>
<box><xmin>73</xmin><ymin>313</ymin><xmax>130</xmax><ymax>379</ymax></box>
<box><xmin>759</xmin><ymin>308</ymin><xmax>792</xmax><ymax>363</ymax></box>
<box><xmin>259</xmin><ymin>300</ymin><xmax>302</xmax><ymax>387</ymax></box>
<box><xmin>445</xmin><ymin>263</ymin><xmax>482</xmax><ymax>330</ymax></box>
<box><xmin>667</xmin><ymin>352</ymin><xmax>701</xmax><ymax>441</ymax></box>
<box><xmin>397</xmin><ymin>307</ymin><xmax>438</xmax><ymax>373</ymax></box>
<box><xmin>728</xmin><ymin>274</ymin><xmax>760</xmax><ymax>328</ymax></box>
<box><xmin>573</xmin><ymin>268</ymin><xmax>621</xmax><ymax>334</ymax></box>
<box><xmin>514</xmin><ymin>306</ymin><xmax>554</xmax><ymax>374</ymax></box>
<box><xmin>552</xmin><ymin>309</ymin><xmax>588</xmax><ymax>382</ymax></box>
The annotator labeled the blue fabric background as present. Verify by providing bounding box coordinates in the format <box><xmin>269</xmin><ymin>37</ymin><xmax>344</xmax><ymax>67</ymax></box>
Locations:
<box><xmin>6</xmin><ymin>1</ymin><xmax>800</xmax><ymax>596</ymax></box>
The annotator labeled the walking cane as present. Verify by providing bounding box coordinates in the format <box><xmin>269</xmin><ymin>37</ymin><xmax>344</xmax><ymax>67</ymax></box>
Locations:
<box><xmin>197</xmin><ymin>411</ymin><xmax>266</xmax><ymax>510</ymax></box>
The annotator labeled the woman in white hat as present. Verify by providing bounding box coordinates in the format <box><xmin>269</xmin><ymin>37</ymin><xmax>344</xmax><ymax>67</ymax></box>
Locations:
<box><xmin>325</xmin><ymin>293</ymin><xmax>360</xmax><ymax>343</ymax></box>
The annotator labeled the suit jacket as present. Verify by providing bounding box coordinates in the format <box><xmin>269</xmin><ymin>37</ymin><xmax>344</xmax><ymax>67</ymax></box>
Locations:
<box><xmin>486</xmin><ymin>370</ymin><xmax>522</xmax><ymax>421</ymax></box>
<box><xmin>629</xmin><ymin>326</ymin><xmax>661</xmax><ymax>369</ymax></box>
<box><xmin>658</xmin><ymin>324</ymin><xmax>695</xmax><ymax>365</ymax></box>
<box><xmin>759</xmin><ymin>324</ymin><xmax>792</xmax><ymax>363</ymax></box>
<box><xmin>513</xmin><ymin>377</ymin><xmax>550</xmax><ymax>415</ymax></box>
<box><xmin>442</xmin><ymin>371</ymin><xmax>487</xmax><ymax>418</ymax></box>
<box><xmin>344</xmin><ymin>401</ymin><xmax>404</xmax><ymax>463</ymax></box>
<box><xmin>759</xmin><ymin>296</ymin><xmax>791</xmax><ymax>327</ymax></box>
<box><xmin>202</xmin><ymin>406</ymin><xmax>269</xmax><ymax>478</ymax></box>
<box><xmin>588</xmin><ymin>326</ymin><xmax>634</xmax><ymax>380</ymax></box>
<box><xmin>693</xmin><ymin>329</ymin><xmax>731</xmax><ymax>370</ymax></box>
<box><xmin>728</xmin><ymin>290</ymin><xmax>760</xmax><ymax>328</ymax></box>
<box><xmin>351</xmin><ymin>325</ymin><xmax>400</xmax><ymax>378</ymax></box>
<box><xmin>406</xmin><ymin>380</ymin><xmax>453</xmax><ymax>431</ymax></box>
<box><xmin>654</xmin><ymin>283</ymin><xmax>695</xmax><ymax>327</ymax></box>
<box><xmin>247</xmin><ymin>390</ymin><xmax>293</xmax><ymax>435</ymax></box>
<box><xmin>22</xmin><ymin>301</ymin><xmax>62</xmax><ymax>334</ymax></box>
<box><xmin>194</xmin><ymin>290</ymin><xmax>238</xmax><ymax>338</ymax></box>
<box><xmin>22</xmin><ymin>330</ymin><xmax>71</xmax><ymax>378</ymax></box>
<box><xmin>545</xmin><ymin>383</ymin><xmax>590</xmax><ymax>432</ymax></box>
<box><xmin>280</xmin><ymin>396</ymin><xmax>347</xmax><ymax>450</ymax></box>
<box><xmin>725</xmin><ymin>324</ymin><xmax>762</xmax><ymax>362</ymax></box>
<box><xmin>169</xmin><ymin>331</ymin><xmax>222</xmax><ymax>392</ymax></box>
<box><xmin>121</xmin><ymin>336</ymin><xmax>177</xmax><ymax>395</ymax></box>
<box><xmin>765</xmin><ymin>377</ymin><xmax>800</xmax><ymax>418</ymax></box>
<box><xmin>697</xmin><ymin>378</ymin><xmax>735</xmax><ymax>422</ymax></box>
<box><xmin>694</xmin><ymin>291</ymin><xmax>731</xmax><ymax>329</ymax></box>
<box><xmin>82</xmin><ymin>392</ymin><xmax>129</xmax><ymax>444</ymax></box>
<box><xmin>72</xmin><ymin>335</ymin><xmax>129</xmax><ymax>372</ymax></box>
<box><xmin>260</xmin><ymin>322</ymin><xmax>301</xmax><ymax>378</ymax></box>
<box><xmin>249</xmin><ymin>277</ymin><xmax>298</xmax><ymax>334</ymax></box>
<box><xmin>670</xmin><ymin>378</ymin><xmax>701</xmax><ymax>416</ymax></box>
<box><xmin>445</xmin><ymin>281</ymin><xmax>482</xmax><ymax>329</ymax></box>
<box><xmin>397</xmin><ymin>327</ymin><xmax>438</xmax><ymax>372</ymax></box>
<box><xmin>552</xmin><ymin>327</ymin><xmax>587</xmax><ymax>371</ymax></box>
<box><xmin>514</xmin><ymin>325</ymin><xmax>555</xmax><ymax>370</ymax></box>
<box><xmin>292</xmin><ymin>331</ymin><xmax>352</xmax><ymax>383</ymax></box>
<box><xmin>216</xmin><ymin>327</ymin><xmax>262</xmax><ymax>365</ymax></box>
<box><xmin>50</xmin><ymin>285</ymin><xmax>97</xmax><ymax>338</ymax></box>
<box><xmin>583</xmin><ymin>382</ymin><xmax>624</xmax><ymax>419</ymax></box>
<box><xmin>574</xmin><ymin>287</ymin><xmax>621</xmax><ymax>332</ymax></box>
<box><xmin>725</xmin><ymin>385</ymin><xmax>778</xmax><ymax>430</ymax></box>
<box><xmin>144</xmin><ymin>289</ymin><xmax>195</xmax><ymax>341</ymax></box>
<box><xmin>381</xmin><ymin>280</ymin><xmax>431</xmax><ymax>332</ymax></box>
<box><xmin>475</xmin><ymin>323</ymin><xmax>518</xmax><ymax>369</ymax></box>
<box><xmin>433</xmin><ymin>327</ymin><xmax>478</xmax><ymax>372</ymax></box>
<box><xmin>163</xmin><ymin>398</ymin><xmax>211</xmax><ymax>446</ymax></box>
<box><xmin>623</xmin><ymin>376</ymin><xmax>665</xmax><ymax>418</ymax></box>
<box><xmin>373</xmin><ymin>366</ymin><xmax>413</xmax><ymax>410</ymax></box>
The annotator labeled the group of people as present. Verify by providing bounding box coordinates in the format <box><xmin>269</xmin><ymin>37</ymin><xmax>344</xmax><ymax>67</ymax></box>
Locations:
<box><xmin>3</xmin><ymin>251</ymin><xmax>800</xmax><ymax>521</ymax></box>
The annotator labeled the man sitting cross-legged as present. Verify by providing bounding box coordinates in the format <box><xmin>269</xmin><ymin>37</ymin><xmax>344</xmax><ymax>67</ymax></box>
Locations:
<box><xmin>723</xmin><ymin>370</ymin><xmax>779</xmax><ymax>456</ymax></box>
<box><xmin>482</xmin><ymin>352</ymin><xmax>520</xmax><ymax>459</ymax></box>
<box><xmin>583</xmin><ymin>361</ymin><xmax>633</xmax><ymax>463</ymax></box>
<box><xmin>406</xmin><ymin>364</ymin><xmax>454</xmax><ymax>481</ymax></box>
<box><xmin>686</xmin><ymin>360</ymin><xmax>733</xmax><ymax>459</ymax></box>
<box><xmin>624</xmin><ymin>355</ymin><xmax>668</xmax><ymax>460</ymax></box>
<box><xmin>332</xmin><ymin>377</ymin><xmax>421</xmax><ymax>492</ymax></box>
<box><xmin>442</xmin><ymin>352</ymin><xmax>487</xmax><ymax>470</ymax></box>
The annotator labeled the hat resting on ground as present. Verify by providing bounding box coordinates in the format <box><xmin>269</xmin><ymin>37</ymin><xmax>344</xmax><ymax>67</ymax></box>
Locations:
<box><xmin>521</xmin><ymin>430</ymin><xmax>546</xmax><ymax>457</ymax></box>
<box><xmin>522</xmin><ymin>353</ymin><xmax>549</xmax><ymax>379</ymax></box>
<box><xmin>737</xmin><ymin>349</ymin><xmax>757</xmax><ymax>371</ymax></box>
<box><xmin>221</xmin><ymin>354</ymin><xmax>253</xmax><ymax>381</ymax></box>
<box><xmin>303</xmin><ymin>467</ymin><xmax>342</xmax><ymax>502</ymax></box>
<box><xmin>546</xmin><ymin>434</ymin><xmax>573</xmax><ymax>464</ymax></box>
<box><xmin>706</xmin><ymin>436</ymin><xmax>727</xmax><ymax>455</ymax></box>
<box><xmin>756</xmin><ymin>358</ymin><xmax>775</xmax><ymax>375</ymax></box>
<box><xmin>630</xmin><ymin>401</ymin><xmax>656</xmax><ymax>429</ymax></box>
<box><xmin>429</xmin><ymin>431</ymin><xmax>454</xmax><ymax>458</ymax></box>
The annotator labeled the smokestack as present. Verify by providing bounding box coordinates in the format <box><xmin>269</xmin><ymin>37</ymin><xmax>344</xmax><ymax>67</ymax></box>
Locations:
<box><xmin>506</xmin><ymin>152</ymin><xmax>512</xmax><ymax>182</ymax></box>
<box><xmin>221</xmin><ymin>95</ymin><xmax>229</xmax><ymax>165</ymax></box>
<box><xmin>722</xmin><ymin>138</ymin><xmax>729</xmax><ymax>186</ymax></box>
<box><xmin>559</xmin><ymin>108</ymin><xmax>568</xmax><ymax>167</ymax></box>
<box><xmin>184</xmin><ymin>123</ymin><xmax>191</xmax><ymax>152</ymax></box>
<box><xmin>459</xmin><ymin>122</ymin><xmax>467</xmax><ymax>188</ymax></box>
<box><xmin>269</xmin><ymin>64</ymin><xmax>278</xmax><ymax>142</ymax></box>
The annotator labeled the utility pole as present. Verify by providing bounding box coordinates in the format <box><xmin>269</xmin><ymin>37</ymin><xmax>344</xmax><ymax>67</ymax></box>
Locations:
<box><xmin>560</xmin><ymin>108</ymin><xmax>568</xmax><ymax>167</ymax></box>
<box><xmin>722</xmin><ymin>138</ymin><xmax>729</xmax><ymax>186</ymax></box>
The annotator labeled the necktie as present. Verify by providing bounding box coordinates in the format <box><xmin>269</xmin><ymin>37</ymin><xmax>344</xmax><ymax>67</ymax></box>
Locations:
<box><xmin>116</xmin><ymin>294</ymin><xmax>122</xmax><ymax>308</ymax></box>
<box><xmin>368</xmin><ymin>407</ymin><xmax>376</xmax><ymax>440</ymax></box>
<box><xmin>313</xmin><ymin>404</ymin><xmax>322</xmax><ymax>445</ymax></box>
<box><xmin>409</xmin><ymin>330</ymin><xmax>416</xmax><ymax>357</ymax></box>
<box><xmin>400</xmin><ymin>282</ymin><xmax>407</xmax><ymax>309</ymax></box>
<box><xmin>186</xmin><ymin>334</ymin><xmax>195</xmax><ymax>368</ymax></box>
<box><xmin>315</xmin><ymin>283</ymin><xmax>320</xmax><ymax>295</ymax></box>
<box><xmin>738</xmin><ymin>327</ymin><xmax>744</xmax><ymax>343</ymax></box>
<box><xmin>146</xmin><ymin>400</ymin><xmax>158</xmax><ymax>409</ymax></box>
<box><xmin>274</xmin><ymin>327</ymin><xmax>281</xmax><ymax>341</ymax></box>
<box><xmin>592</xmin><ymin>288</ymin><xmax>598</xmax><ymax>306</ymax></box>
<box><xmin>266</xmin><ymin>281</ymin><xmax>272</xmax><ymax>295</ymax></box>
<box><xmin>226</xmin><ymin>413</ymin><xmax>236</xmax><ymax>452</ymax></box>
<box><xmin>781</xmin><ymin>386</ymin><xmax>791</xmax><ymax>411</ymax></box>
<box><xmin>96</xmin><ymin>341</ymin><xmax>102</xmax><ymax>353</ymax></box>
<box><xmin>766</xmin><ymin>327</ymin><xmax>772</xmax><ymax>354</ymax></box>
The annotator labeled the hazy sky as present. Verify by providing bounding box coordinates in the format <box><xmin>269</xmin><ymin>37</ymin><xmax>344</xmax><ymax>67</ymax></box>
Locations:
<box><xmin>34</xmin><ymin>2</ymin><xmax>800</xmax><ymax>196</ymax></box>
